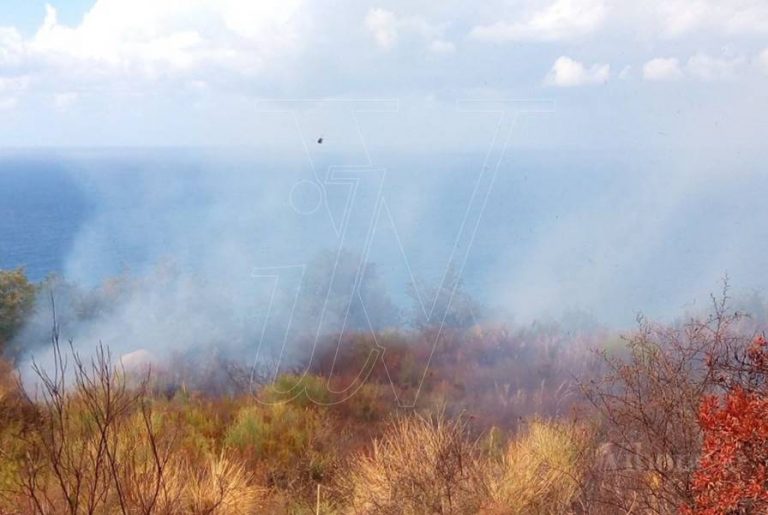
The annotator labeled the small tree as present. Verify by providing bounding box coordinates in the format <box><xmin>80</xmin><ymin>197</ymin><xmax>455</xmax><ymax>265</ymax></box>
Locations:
<box><xmin>408</xmin><ymin>266</ymin><xmax>480</xmax><ymax>331</ymax></box>
<box><xmin>0</xmin><ymin>268</ymin><xmax>36</xmax><ymax>354</ymax></box>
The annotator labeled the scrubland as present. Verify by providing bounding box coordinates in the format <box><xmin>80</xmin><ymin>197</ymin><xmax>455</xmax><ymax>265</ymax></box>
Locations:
<box><xmin>2</xmin><ymin>268</ymin><xmax>768</xmax><ymax>514</ymax></box>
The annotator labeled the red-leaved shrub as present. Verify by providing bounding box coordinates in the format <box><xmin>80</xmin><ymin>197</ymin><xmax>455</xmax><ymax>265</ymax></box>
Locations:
<box><xmin>685</xmin><ymin>337</ymin><xmax>768</xmax><ymax>514</ymax></box>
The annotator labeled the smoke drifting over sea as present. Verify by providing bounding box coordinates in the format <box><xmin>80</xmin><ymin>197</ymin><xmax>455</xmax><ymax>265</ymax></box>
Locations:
<box><xmin>4</xmin><ymin>106</ymin><xmax>768</xmax><ymax>380</ymax></box>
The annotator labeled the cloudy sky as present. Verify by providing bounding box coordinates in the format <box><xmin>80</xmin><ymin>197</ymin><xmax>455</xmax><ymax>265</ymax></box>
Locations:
<box><xmin>0</xmin><ymin>0</ymin><xmax>766</xmax><ymax>149</ymax></box>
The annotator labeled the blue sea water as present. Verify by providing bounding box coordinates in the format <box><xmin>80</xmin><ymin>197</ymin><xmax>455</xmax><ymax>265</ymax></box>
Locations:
<box><xmin>1</xmin><ymin>147</ymin><xmax>768</xmax><ymax>325</ymax></box>
<box><xmin>0</xmin><ymin>154</ymin><xmax>90</xmax><ymax>280</ymax></box>
<box><xmin>0</xmin><ymin>148</ymin><xmax>627</xmax><ymax>288</ymax></box>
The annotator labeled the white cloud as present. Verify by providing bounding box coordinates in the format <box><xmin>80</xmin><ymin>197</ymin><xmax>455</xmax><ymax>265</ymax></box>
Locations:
<box><xmin>428</xmin><ymin>39</ymin><xmax>455</xmax><ymax>54</ymax></box>
<box><xmin>0</xmin><ymin>76</ymin><xmax>29</xmax><ymax>92</ymax></box>
<box><xmin>365</xmin><ymin>8</ymin><xmax>399</xmax><ymax>49</ymax></box>
<box><xmin>53</xmin><ymin>92</ymin><xmax>79</xmax><ymax>110</ymax></box>
<box><xmin>468</xmin><ymin>1</ymin><xmax>768</xmax><ymax>44</ymax></box>
<box><xmin>618</xmin><ymin>65</ymin><xmax>632</xmax><ymax>80</ymax></box>
<box><xmin>364</xmin><ymin>7</ymin><xmax>453</xmax><ymax>54</ymax></box>
<box><xmin>755</xmin><ymin>48</ymin><xmax>768</xmax><ymax>74</ymax></box>
<box><xmin>686</xmin><ymin>53</ymin><xmax>744</xmax><ymax>81</ymax></box>
<box><xmin>0</xmin><ymin>77</ymin><xmax>29</xmax><ymax>111</ymax></box>
<box><xmin>470</xmin><ymin>0</ymin><xmax>606</xmax><ymax>42</ymax></box>
<box><xmin>0</xmin><ymin>0</ymin><xmax>765</xmax><ymax>147</ymax></box>
<box><xmin>545</xmin><ymin>56</ymin><xmax>610</xmax><ymax>86</ymax></box>
<box><xmin>642</xmin><ymin>53</ymin><xmax>746</xmax><ymax>82</ymax></box>
<box><xmin>3</xmin><ymin>0</ymin><xmax>305</xmax><ymax>77</ymax></box>
<box><xmin>0</xmin><ymin>27</ymin><xmax>24</xmax><ymax>67</ymax></box>
<box><xmin>642</xmin><ymin>57</ymin><xmax>683</xmax><ymax>81</ymax></box>
<box><xmin>0</xmin><ymin>97</ymin><xmax>18</xmax><ymax>111</ymax></box>
<box><xmin>650</xmin><ymin>0</ymin><xmax>768</xmax><ymax>37</ymax></box>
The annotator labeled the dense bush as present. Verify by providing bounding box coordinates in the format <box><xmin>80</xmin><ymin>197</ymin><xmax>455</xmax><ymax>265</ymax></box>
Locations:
<box><xmin>0</xmin><ymin>268</ymin><xmax>36</xmax><ymax>356</ymax></box>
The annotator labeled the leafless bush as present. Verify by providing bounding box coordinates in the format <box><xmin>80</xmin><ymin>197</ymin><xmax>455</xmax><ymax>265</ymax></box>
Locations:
<box><xmin>581</xmin><ymin>285</ymin><xmax>750</xmax><ymax>513</ymax></box>
<box><xmin>12</xmin><ymin>296</ymin><xmax>176</xmax><ymax>514</ymax></box>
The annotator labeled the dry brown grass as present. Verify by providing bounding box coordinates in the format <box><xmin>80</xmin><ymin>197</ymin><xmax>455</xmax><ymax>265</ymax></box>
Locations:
<box><xmin>341</xmin><ymin>414</ymin><xmax>592</xmax><ymax>515</ymax></box>
<box><xmin>342</xmin><ymin>411</ymin><xmax>487</xmax><ymax>515</ymax></box>
<box><xmin>0</xmin><ymin>358</ymin><xmax>24</xmax><ymax>417</ymax></box>
<box><xmin>0</xmin><ymin>359</ymin><xmax>13</xmax><ymax>404</ymax></box>
<box><xmin>164</xmin><ymin>453</ymin><xmax>266</xmax><ymax>515</ymax></box>
<box><xmin>485</xmin><ymin>420</ymin><xmax>592</xmax><ymax>514</ymax></box>
<box><xmin>5</xmin><ymin>345</ymin><xmax>265</xmax><ymax>515</ymax></box>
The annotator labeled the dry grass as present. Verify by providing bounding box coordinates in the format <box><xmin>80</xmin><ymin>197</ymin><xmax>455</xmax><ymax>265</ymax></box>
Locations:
<box><xmin>342</xmin><ymin>411</ymin><xmax>486</xmax><ymax>515</ymax></box>
<box><xmin>0</xmin><ymin>359</ymin><xmax>13</xmax><ymax>405</ymax></box>
<box><xmin>169</xmin><ymin>454</ymin><xmax>266</xmax><ymax>515</ymax></box>
<box><xmin>485</xmin><ymin>420</ymin><xmax>592</xmax><ymax>514</ymax></box>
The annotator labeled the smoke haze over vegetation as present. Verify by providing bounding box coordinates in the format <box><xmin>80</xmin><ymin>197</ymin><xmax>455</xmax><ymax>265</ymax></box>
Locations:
<box><xmin>2</xmin><ymin>0</ymin><xmax>768</xmax><ymax>512</ymax></box>
<box><xmin>3</xmin><ymin>145</ymin><xmax>768</xmax><ymax>373</ymax></box>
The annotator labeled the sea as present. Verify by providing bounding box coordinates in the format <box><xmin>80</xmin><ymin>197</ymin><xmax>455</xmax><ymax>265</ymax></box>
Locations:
<box><xmin>2</xmin><ymin>147</ymin><xmax>768</xmax><ymax>325</ymax></box>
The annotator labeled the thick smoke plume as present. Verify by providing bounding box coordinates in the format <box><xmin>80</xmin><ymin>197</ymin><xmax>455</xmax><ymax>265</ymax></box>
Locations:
<box><xmin>11</xmin><ymin>139</ymin><xmax>768</xmax><ymax>383</ymax></box>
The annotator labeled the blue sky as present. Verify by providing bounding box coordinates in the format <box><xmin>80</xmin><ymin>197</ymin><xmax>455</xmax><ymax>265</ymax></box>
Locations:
<box><xmin>0</xmin><ymin>0</ymin><xmax>91</xmax><ymax>34</ymax></box>
<box><xmin>0</xmin><ymin>0</ymin><xmax>766</xmax><ymax>150</ymax></box>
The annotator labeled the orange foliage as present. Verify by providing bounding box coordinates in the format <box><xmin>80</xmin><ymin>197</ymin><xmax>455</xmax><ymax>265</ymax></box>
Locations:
<box><xmin>685</xmin><ymin>337</ymin><xmax>768</xmax><ymax>514</ymax></box>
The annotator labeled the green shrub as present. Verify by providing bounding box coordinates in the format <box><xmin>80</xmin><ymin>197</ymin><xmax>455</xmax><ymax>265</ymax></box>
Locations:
<box><xmin>264</xmin><ymin>374</ymin><xmax>333</xmax><ymax>407</ymax></box>
<box><xmin>0</xmin><ymin>268</ymin><xmax>36</xmax><ymax>355</ymax></box>
<box><xmin>225</xmin><ymin>402</ymin><xmax>339</xmax><ymax>492</ymax></box>
<box><xmin>226</xmin><ymin>403</ymin><xmax>319</xmax><ymax>462</ymax></box>
<box><xmin>339</xmin><ymin>382</ymin><xmax>391</xmax><ymax>422</ymax></box>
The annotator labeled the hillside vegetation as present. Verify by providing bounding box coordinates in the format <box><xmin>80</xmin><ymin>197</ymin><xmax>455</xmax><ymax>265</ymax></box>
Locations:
<box><xmin>1</xmin><ymin>269</ymin><xmax>767</xmax><ymax>514</ymax></box>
